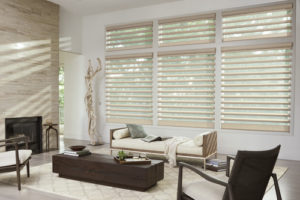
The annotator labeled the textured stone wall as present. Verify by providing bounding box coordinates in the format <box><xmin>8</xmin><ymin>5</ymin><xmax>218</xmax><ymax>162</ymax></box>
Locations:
<box><xmin>0</xmin><ymin>0</ymin><xmax>59</xmax><ymax>150</ymax></box>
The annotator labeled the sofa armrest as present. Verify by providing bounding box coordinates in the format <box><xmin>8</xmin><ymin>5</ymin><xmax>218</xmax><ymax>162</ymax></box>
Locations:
<box><xmin>110</xmin><ymin>127</ymin><xmax>127</xmax><ymax>148</ymax></box>
<box><xmin>202</xmin><ymin>131</ymin><xmax>217</xmax><ymax>157</ymax></box>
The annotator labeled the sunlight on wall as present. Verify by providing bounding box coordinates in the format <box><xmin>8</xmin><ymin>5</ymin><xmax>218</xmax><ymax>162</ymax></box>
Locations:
<box><xmin>59</xmin><ymin>37</ymin><xmax>72</xmax><ymax>51</ymax></box>
<box><xmin>0</xmin><ymin>40</ymin><xmax>50</xmax><ymax>53</ymax></box>
<box><xmin>4</xmin><ymin>86</ymin><xmax>52</xmax><ymax>116</ymax></box>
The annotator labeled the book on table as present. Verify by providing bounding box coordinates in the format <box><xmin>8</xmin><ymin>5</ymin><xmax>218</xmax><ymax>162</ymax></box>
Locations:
<box><xmin>63</xmin><ymin>149</ymin><xmax>91</xmax><ymax>157</ymax></box>
<box><xmin>205</xmin><ymin>159</ymin><xmax>227</xmax><ymax>172</ymax></box>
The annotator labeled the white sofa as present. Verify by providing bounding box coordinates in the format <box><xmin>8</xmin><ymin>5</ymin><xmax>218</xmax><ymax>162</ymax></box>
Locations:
<box><xmin>109</xmin><ymin>128</ymin><xmax>217</xmax><ymax>169</ymax></box>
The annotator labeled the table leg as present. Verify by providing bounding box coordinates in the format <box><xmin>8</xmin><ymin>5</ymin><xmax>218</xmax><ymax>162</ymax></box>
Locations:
<box><xmin>52</xmin><ymin>127</ymin><xmax>59</xmax><ymax>150</ymax></box>
<box><xmin>46</xmin><ymin>128</ymin><xmax>50</xmax><ymax>152</ymax></box>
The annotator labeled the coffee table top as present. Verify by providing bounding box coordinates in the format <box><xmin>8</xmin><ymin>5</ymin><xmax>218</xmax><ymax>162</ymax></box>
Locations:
<box><xmin>53</xmin><ymin>153</ymin><xmax>163</xmax><ymax>168</ymax></box>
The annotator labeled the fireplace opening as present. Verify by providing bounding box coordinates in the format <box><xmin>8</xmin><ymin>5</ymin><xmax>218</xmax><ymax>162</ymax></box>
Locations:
<box><xmin>5</xmin><ymin>116</ymin><xmax>43</xmax><ymax>154</ymax></box>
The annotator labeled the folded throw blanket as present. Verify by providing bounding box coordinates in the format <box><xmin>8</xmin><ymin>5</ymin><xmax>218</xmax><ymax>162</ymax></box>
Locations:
<box><xmin>164</xmin><ymin>137</ymin><xmax>189</xmax><ymax>167</ymax></box>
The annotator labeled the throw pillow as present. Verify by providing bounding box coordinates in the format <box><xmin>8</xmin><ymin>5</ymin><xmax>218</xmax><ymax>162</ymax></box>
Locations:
<box><xmin>113</xmin><ymin>128</ymin><xmax>130</xmax><ymax>140</ymax></box>
<box><xmin>126</xmin><ymin>124</ymin><xmax>147</xmax><ymax>138</ymax></box>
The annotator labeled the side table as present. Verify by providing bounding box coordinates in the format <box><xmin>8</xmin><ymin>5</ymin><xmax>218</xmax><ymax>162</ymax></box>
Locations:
<box><xmin>43</xmin><ymin>123</ymin><xmax>59</xmax><ymax>151</ymax></box>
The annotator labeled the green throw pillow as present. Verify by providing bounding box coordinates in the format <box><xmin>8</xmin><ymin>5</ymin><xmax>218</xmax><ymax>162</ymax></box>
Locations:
<box><xmin>126</xmin><ymin>124</ymin><xmax>147</xmax><ymax>138</ymax></box>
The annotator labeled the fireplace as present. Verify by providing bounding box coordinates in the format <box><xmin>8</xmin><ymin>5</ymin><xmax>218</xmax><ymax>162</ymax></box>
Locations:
<box><xmin>5</xmin><ymin>116</ymin><xmax>43</xmax><ymax>154</ymax></box>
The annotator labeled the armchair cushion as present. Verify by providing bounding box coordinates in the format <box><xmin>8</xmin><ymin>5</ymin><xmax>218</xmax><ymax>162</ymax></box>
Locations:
<box><xmin>0</xmin><ymin>150</ymin><xmax>32</xmax><ymax>167</ymax></box>
<box><xmin>183</xmin><ymin>180</ymin><xmax>225</xmax><ymax>200</ymax></box>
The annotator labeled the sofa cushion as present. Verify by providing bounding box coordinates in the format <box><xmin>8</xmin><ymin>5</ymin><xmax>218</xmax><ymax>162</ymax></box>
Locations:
<box><xmin>183</xmin><ymin>180</ymin><xmax>225</xmax><ymax>199</ymax></box>
<box><xmin>177</xmin><ymin>140</ymin><xmax>203</xmax><ymax>155</ymax></box>
<box><xmin>0</xmin><ymin>150</ymin><xmax>32</xmax><ymax>167</ymax></box>
<box><xmin>126</xmin><ymin>124</ymin><xmax>147</xmax><ymax>138</ymax></box>
<box><xmin>112</xmin><ymin>138</ymin><xmax>164</xmax><ymax>152</ymax></box>
<box><xmin>112</xmin><ymin>138</ymin><xmax>203</xmax><ymax>156</ymax></box>
<box><xmin>113</xmin><ymin>128</ymin><xmax>130</xmax><ymax>139</ymax></box>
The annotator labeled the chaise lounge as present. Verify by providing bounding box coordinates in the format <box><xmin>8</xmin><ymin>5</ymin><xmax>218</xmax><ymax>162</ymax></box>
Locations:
<box><xmin>109</xmin><ymin>128</ymin><xmax>217</xmax><ymax>169</ymax></box>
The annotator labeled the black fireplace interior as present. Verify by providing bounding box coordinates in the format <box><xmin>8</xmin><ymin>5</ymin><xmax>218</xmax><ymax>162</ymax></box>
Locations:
<box><xmin>5</xmin><ymin>116</ymin><xmax>43</xmax><ymax>154</ymax></box>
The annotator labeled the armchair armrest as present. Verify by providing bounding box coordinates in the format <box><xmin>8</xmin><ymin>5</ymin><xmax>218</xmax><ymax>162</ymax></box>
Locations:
<box><xmin>177</xmin><ymin>162</ymin><xmax>227</xmax><ymax>200</ymax></box>
<box><xmin>0</xmin><ymin>142</ymin><xmax>18</xmax><ymax>148</ymax></box>
<box><xmin>0</xmin><ymin>136</ymin><xmax>29</xmax><ymax>149</ymax></box>
<box><xmin>226</xmin><ymin>155</ymin><xmax>235</xmax><ymax>177</ymax></box>
<box><xmin>179</xmin><ymin>162</ymin><xmax>227</xmax><ymax>186</ymax></box>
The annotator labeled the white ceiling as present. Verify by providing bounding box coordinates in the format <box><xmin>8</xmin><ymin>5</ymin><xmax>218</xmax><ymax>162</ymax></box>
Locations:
<box><xmin>48</xmin><ymin>0</ymin><xmax>182</xmax><ymax>16</ymax></box>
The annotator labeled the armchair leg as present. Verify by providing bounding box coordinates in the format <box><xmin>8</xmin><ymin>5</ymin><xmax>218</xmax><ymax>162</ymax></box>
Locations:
<box><xmin>177</xmin><ymin>165</ymin><xmax>183</xmax><ymax>200</ymax></box>
<box><xmin>272</xmin><ymin>173</ymin><xmax>282</xmax><ymax>200</ymax></box>
<box><xmin>15</xmin><ymin>143</ymin><xmax>21</xmax><ymax>191</ymax></box>
<box><xmin>27</xmin><ymin>161</ymin><xmax>30</xmax><ymax>178</ymax></box>
<box><xmin>16</xmin><ymin>169</ymin><xmax>21</xmax><ymax>191</ymax></box>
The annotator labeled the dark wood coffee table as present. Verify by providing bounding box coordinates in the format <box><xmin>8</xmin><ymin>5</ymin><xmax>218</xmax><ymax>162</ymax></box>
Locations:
<box><xmin>52</xmin><ymin>153</ymin><xmax>164</xmax><ymax>191</ymax></box>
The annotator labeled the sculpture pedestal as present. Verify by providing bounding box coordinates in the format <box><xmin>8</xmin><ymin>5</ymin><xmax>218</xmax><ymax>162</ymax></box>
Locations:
<box><xmin>88</xmin><ymin>136</ymin><xmax>104</xmax><ymax>146</ymax></box>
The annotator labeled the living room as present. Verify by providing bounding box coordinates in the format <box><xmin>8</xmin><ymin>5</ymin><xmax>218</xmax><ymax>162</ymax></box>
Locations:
<box><xmin>0</xmin><ymin>0</ymin><xmax>299</xmax><ymax>199</ymax></box>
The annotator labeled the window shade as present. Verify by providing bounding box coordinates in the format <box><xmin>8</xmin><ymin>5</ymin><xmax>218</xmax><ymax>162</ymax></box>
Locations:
<box><xmin>105</xmin><ymin>53</ymin><xmax>153</xmax><ymax>124</ymax></box>
<box><xmin>158</xmin><ymin>13</ymin><xmax>216</xmax><ymax>47</ymax></box>
<box><xmin>222</xmin><ymin>3</ymin><xmax>293</xmax><ymax>41</ymax></box>
<box><xmin>106</xmin><ymin>22</ymin><xmax>153</xmax><ymax>51</ymax></box>
<box><xmin>221</xmin><ymin>43</ymin><xmax>292</xmax><ymax>132</ymax></box>
<box><xmin>158</xmin><ymin>49</ymin><xmax>216</xmax><ymax>128</ymax></box>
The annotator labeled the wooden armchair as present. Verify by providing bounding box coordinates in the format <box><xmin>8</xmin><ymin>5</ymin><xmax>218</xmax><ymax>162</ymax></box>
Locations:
<box><xmin>0</xmin><ymin>136</ymin><xmax>32</xmax><ymax>190</ymax></box>
<box><xmin>177</xmin><ymin>145</ymin><xmax>282</xmax><ymax>200</ymax></box>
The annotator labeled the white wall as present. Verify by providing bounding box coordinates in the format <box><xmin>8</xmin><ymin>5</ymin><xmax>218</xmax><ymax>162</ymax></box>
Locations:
<box><xmin>59</xmin><ymin>8</ymin><xmax>82</xmax><ymax>54</ymax></box>
<box><xmin>61</xmin><ymin>0</ymin><xmax>300</xmax><ymax>160</ymax></box>
<box><xmin>59</xmin><ymin>51</ymin><xmax>88</xmax><ymax>140</ymax></box>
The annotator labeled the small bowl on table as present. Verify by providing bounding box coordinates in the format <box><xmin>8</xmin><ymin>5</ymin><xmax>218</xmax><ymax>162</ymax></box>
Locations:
<box><xmin>69</xmin><ymin>145</ymin><xmax>86</xmax><ymax>151</ymax></box>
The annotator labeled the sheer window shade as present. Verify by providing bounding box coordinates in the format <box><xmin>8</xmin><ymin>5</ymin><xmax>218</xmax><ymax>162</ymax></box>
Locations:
<box><xmin>106</xmin><ymin>22</ymin><xmax>153</xmax><ymax>51</ymax></box>
<box><xmin>221</xmin><ymin>43</ymin><xmax>292</xmax><ymax>132</ymax></box>
<box><xmin>222</xmin><ymin>3</ymin><xmax>293</xmax><ymax>41</ymax></box>
<box><xmin>158</xmin><ymin>13</ymin><xmax>216</xmax><ymax>47</ymax></box>
<box><xmin>158</xmin><ymin>49</ymin><xmax>216</xmax><ymax>128</ymax></box>
<box><xmin>105</xmin><ymin>53</ymin><xmax>153</xmax><ymax>124</ymax></box>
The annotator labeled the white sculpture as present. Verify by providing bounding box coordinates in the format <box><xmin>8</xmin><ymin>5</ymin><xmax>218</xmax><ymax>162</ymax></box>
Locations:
<box><xmin>85</xmin><ymin>58</ymin><xmax>102</xmax><ymax>145</ymax></box>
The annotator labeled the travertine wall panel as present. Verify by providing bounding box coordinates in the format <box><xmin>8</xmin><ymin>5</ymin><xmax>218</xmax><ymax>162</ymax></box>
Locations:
<box><xmin>0</xmin><ymin>0</ymin><xmax>59</xmax><ymax>149</ymax></box>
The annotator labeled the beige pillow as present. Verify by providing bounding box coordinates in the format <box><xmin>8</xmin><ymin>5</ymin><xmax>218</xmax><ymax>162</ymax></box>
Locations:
<box><xmin>193</xmin><ymin>131</ymin><xmax>214</xmax><ymax>146</ymax></box>
<box><xmin>113</xmin><ymin>128</ymin><xmax>130</xmax><ymax>140</ymax></box>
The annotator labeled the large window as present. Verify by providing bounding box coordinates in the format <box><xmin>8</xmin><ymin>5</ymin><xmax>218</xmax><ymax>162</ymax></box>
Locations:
<box><xmin>59</xmin><ymin>66</ymin><xmax>64</xmax><ymax>126</ymax></box>
<box><xmin>105</xmin><ymin>53</ymin><xmax>153</xmax><ymax>124</ymax></box>
<box><xmin>221</xmin><ymin>43</ymin><xmax>292</xmax><ymax>132</ymax></box>
<box><xmin>105</xmin><ymin>2</ymin><xmax>294</xmax><ymax>133</ymax></box>
<box><xmin>158</xmin><ymin>49</ymin><xmax>216</xmax><ymax>128</ymax></box>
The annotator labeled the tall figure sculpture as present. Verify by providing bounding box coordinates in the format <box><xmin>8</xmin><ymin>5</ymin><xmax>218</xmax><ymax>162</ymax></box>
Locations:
<box><xmin>85</xmin><ymin>58</ymin><xmax>102</xmax><ymax>145</ymax></box>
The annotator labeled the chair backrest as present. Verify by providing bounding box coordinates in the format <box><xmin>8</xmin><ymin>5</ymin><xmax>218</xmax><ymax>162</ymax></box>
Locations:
<box><xmin>223</xmin><ymin>145</ymin><xmax>280</xmax><ymax>200</ymax></box>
